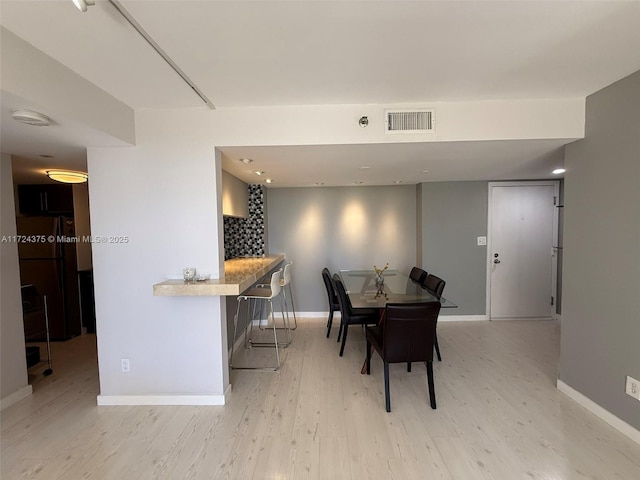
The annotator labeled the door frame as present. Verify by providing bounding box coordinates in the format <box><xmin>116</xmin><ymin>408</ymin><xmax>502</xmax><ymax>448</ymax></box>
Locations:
<box><xmin>486</xmin><ymin>180</ymin><xmax>560</xmax><ymax>319</ymax></box>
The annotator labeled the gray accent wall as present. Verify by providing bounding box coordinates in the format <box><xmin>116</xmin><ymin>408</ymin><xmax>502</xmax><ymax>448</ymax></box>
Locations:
<box><xmin>266</xmin><ymin>185</ymin><xmax>418</xmax><ymax>312</ymax></box>
<box><xmin>562</xmin><ymin>70</ymin><xmax>640</xmax><ymax>430</ymax></box>
<box><xmin>420</xmin><ymin>182</ymin><xmax>489</xmax><ymax>316</ymax></box>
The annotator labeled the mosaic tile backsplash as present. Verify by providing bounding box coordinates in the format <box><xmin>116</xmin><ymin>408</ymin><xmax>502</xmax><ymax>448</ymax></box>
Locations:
<box><xmin>224</xmin><ymin>184</ymin><xmax>265</xmax><ymax>260</ymax></box>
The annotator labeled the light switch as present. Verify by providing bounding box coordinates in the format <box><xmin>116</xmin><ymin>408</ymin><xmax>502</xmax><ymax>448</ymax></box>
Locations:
<box><xmin>477</xmin><ymin>236</ymin><xmax>487</xmax><ymax>246</ymax></box>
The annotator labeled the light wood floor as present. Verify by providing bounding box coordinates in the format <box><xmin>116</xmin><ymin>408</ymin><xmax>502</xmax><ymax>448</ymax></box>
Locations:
<box><xmin>2</xmin><ymin>318</ymin><xmax>640</xmax><ymax>479</ymax></box>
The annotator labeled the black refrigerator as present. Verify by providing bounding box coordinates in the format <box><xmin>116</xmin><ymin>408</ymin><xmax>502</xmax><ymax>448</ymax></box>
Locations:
<box><xmin>17</xmin><ymin>216</ymin><xmax>82</xmax><ymax>340</ymax></box>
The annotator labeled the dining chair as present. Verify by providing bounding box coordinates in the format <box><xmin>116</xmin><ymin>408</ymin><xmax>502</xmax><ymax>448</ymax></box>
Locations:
<box><xmin>422</xmin><ymin>274</ymin><xmax>446</xmax><ymax>361</ymax></box>
<box><xmin>322</xmin><ymin>268</ymin><xmax>340</xmax><ymax>338</ymax></box>
<box><xmin>409</xmin><ymin>266</ymin><xmax>428</xmax><ymax>285</ymax></box>
<box><xmin>422</xmin><ymin>274</ymin><xmax>445</xmax><ymax>298</ymax></box>
<box><xmin>365</xmin><ymin>301</ymin><xmax>441</xmax><ymax>412</ymax></box>
<box><xmin>333</xmin><ymin>275</ymin><xmax>379</xmax><ymax>357</ymax></box>
<box><xmin>230</xmin><ymin>268</ymin><xmax>289</xmax><ymax>371</ymax></box>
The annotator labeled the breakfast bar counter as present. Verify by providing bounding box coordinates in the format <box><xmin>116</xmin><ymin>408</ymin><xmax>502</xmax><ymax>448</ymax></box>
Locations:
<box><xmin>153</xmin><ymin>254</ymin><xmax>285</xmax><ymax>297</ymax></box>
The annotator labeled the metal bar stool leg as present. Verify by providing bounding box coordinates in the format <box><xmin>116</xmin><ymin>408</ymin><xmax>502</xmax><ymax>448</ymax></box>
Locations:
<box><xmin>286</xmin><ymin>283</ymin><xmax>298</xmax><ymax>330</ymax></box>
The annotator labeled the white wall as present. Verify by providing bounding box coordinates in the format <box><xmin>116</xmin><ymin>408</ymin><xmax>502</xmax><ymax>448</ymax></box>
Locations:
<box><xmin>88</xmin><ymin>110</ymin><xmax>227</xmax><ymax>405</ymax></box>
<box><xmin>209</xmin><ymin>99</ymin><xmax>584</xmax><ymax>147</ymax></box>
<box><xmin>221</xmin><ymin>170</ymin><xmax>248</xmax><ymax>218</ymax></box>
<box><xmin>0</xmin><ymin>155</ymin><xmax>31</xmax><ymax>409</ymax></box>
<box><xmin>1</xmin><ymin>27</ymin><xmax>135</xmax><ymax>145</ymax></box>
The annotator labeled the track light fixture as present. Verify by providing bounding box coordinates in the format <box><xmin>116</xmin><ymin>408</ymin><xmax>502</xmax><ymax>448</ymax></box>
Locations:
<box><xmin>73</xmin><ymin>0</ymin><xmax>95</xmax><ymax>13</ymax></box>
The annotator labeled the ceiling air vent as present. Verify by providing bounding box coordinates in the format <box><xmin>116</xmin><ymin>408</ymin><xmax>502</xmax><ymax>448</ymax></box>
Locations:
<box><xmin>385</xmin><ymin>109</ymin><xmax>434</xmax><ymax>134</ymax></box>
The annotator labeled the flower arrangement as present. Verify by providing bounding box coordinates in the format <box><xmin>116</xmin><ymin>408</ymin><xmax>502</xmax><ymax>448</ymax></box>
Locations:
<box><xmin>373</xmin><ymin>262</ymin><xmax>389</xmax><ymax>275</ymax></box>
<box><xmin>373</xmin><ymin>262</ymin><xmax>389</xmax><ymax>287</ymax></box>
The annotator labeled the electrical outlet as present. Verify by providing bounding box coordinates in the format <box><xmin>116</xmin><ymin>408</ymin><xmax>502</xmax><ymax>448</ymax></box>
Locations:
<box><xmin>477</xmin><ymin>236</ymin><xmax>487</xmax><ymax>246</ymax></box>
<box><xmin>625</xmin><ymin>376</ymin><xmax>640</xmax><ymax>400</ymax></box>
<box><xmin>121</xmin><ymin>358</ymin><xmax>130</xmax><ymax>373</ymax></box>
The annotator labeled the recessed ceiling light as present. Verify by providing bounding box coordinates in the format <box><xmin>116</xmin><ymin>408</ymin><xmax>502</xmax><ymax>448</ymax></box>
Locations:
<box><xmin>265</xmin><ymin>178</ymin><xmax>273</xmax><ymax>184</ymax></box>
<box><xmin>253</xmin><ymin>170</ymin><xmax>264</xmax><ymax>176</ymax></box>
<box><xmin>393</xmin><ymin>180</ymin><xmax>403</xmax><ymax>184</ymax></box>
<box><xmin>421</xmin><ymin>169</ymin><xmax>431</xmax><ymax>173</ymax></box>
<box><xmin>11</xmin><ymin>109</ymin><xmax>51</xmax><ymax>127</ymax></box>
<box><xmin>552</xmin><ymin>168</ymin><xmax>566</xmax><ymax>175</ymax></box>
<box><xmin>240</xmin><ymin>158</ymin><xmax>253</xmax><ymax>164</ymax></box>
<box><xmin>313</xmin><ymin>182</ymin><xmax>325</xmax><ymax>186</ymax></box>
<box><xmin>359</xmin><ymin>166</ymin><xmax>371</xmax><ymax>170</ymax></box>
<box><xmin>352</xmin><ymin>181</ymin><xmax>364</xmax><ymax>185</ymax></box>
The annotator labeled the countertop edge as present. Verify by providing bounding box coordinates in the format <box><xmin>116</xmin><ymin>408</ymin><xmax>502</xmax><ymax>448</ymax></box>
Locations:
<box><xmin>153</xmin><ymin>254</ymin><xmax>285</xmax><ymax>297</ymax></box>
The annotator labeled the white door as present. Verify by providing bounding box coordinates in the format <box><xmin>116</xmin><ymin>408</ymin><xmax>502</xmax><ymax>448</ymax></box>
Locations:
<box><xmin>488</xmin><ymin>182</ymin><xmax>558</xmax><ymax>319</ymax></box>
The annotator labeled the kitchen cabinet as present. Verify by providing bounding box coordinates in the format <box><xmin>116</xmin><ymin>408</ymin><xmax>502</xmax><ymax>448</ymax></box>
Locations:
<box><xmin>18</xmin><ymin>184</ymin><xmax>74</xmax><ymax>215</ymax></box>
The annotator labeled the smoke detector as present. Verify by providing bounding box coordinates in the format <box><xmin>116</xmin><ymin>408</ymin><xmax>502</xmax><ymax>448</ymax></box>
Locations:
<box><xmin>11</xmin><ymin>110</ymin><xmax>51</xmax><ymax>127</ymax></box>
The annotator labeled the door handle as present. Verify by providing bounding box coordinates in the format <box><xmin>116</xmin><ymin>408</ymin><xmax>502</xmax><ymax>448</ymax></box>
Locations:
<box><xmin>494</xmin><ymin>259</ymin><xmax>501</xmax><ymax>264</ymax></box>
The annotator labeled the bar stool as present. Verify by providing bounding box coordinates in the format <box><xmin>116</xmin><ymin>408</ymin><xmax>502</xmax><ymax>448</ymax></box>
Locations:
<box><xmin>256</xmin><ymin>262</ymin><xmax>298</xmax><ymax>330</ymax></box>
<box><xmin>230</xmin><ymin>268</ymin><xmax>290</xmax><ymax>371</ymax></box>
<box><xmin>280</xmin><ymin>262</ymin><xmax>298</xmax><ymax>330</ymax></box>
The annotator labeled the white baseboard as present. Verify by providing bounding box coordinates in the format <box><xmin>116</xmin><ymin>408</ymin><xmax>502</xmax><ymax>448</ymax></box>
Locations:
<box><xmin>97</xmin><ymin>385</ymin><xmax>231</xmax><ymax>406</ymax></box>
<box><xmin>557</xmin><ymin>380</ymin><xmax>640</xmax><ymax>446</ymax></box>
<box><xmin>0</xmin><ymin>385</ymin><xmax>33</xmax><ymax>411</ymax></box>
<box><xmin>438</xmin><ymin>314</ymin><xmax>489</xmax><ymax>322</ymax></box>
<box><xmin>300</xmin><ymin>312</ymin><xmax>488</xmax><ymax>322</ymax></box>
<box><xmin>273</xmin><ymin>311</ymin><xmax>332</xmax><ymax>319</ymax></box>
<box><xmin>245</xmin><ymin>312</ymin><xmax>491</xmax><ymax>324</ymax></box>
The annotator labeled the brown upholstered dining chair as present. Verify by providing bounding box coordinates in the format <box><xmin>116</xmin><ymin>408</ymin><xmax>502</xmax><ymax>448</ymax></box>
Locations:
<box><xmin>422</xmin><ymin>274</ymin><xmax>445</xmax><ymax>298</ymax></box>
<box><xmin>365</xmin><ymin>301</ymin><xmax>441</xmax><ymax>412</ymax></box>
<box><xmin>333</xmin><ymin>275</ymin><xmax>379</xmax><ymax>357</ymax></box>
<box><xmin>421</xmin><ymin>274</ymin><xmax>446</xmax><ymax>361</ymax></box>
<box><xmin>409</xmin><ymin>266</ymin><xmax>428</xmax><ymax>285</ymax></box>
<box><xmin>322</xmin><ymin>268</ymin><xmax>341</xmax><ymax>338</ymax></box>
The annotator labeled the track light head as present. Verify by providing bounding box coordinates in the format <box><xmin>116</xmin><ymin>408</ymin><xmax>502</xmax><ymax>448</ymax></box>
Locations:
<box><xmin>73</xmin><ymin>0</ymin><xmax>95</xmax><ymax>13</ymax></box>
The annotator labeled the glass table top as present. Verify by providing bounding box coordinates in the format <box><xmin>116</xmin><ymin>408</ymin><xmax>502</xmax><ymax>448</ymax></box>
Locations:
<box><xmin>339</xmin><ymin>269</ymin><xmax>457</xmax><ymax>309</ymax></box>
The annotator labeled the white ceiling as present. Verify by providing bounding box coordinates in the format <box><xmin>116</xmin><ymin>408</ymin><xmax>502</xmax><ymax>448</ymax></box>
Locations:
<box><xmin>2</xmin><ymin>0</ymin><xmax>640</xmax><ymax>186</ymax></box>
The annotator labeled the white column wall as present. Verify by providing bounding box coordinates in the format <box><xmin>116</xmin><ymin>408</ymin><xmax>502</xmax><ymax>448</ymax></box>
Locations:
<box><xmin>88</xmin><ymin>111</ymin><xmax>227</xmax><ymax>405</ymax></box>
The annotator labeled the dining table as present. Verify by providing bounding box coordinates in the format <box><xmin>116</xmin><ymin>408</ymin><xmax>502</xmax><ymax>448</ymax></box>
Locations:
<box><xmin>339</xmin><ymin>269</ymin><xmax>457</xmax><ymax>309</ymax></box>
<box><xmin>339</xmin><ymin>269</ymin><xmax>457</xmax><ymax>373</ymax></box>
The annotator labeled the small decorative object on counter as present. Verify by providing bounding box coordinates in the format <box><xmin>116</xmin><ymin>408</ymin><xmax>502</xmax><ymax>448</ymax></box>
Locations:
<box><xmin>373</xmin><ymin>262</ymin><xmax>389</xmax><ymax>287</ymax></box>
<box><xmin>183</xmin><ymin>267</ymin><xmax>196</xmax><ymax>283</ymax></box>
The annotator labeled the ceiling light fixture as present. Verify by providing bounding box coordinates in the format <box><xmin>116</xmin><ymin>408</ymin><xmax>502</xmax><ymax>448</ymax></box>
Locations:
<box><xmin>359</xmin><ymin>166</ymin><xmax>371</xmax><ymax>170</ymax></box>
<box><xmin>352</xmin><ymin>181</ymin><xmax>364</xmax><ymax>185</ymax></box>
<box><xmin>72</xmin><ymin>0</ymin><xmax>95</xmax><ymax>13</ymax></box>
<box><xmin>253</xmin><ymin>170</ymin><xmax>264</xmax><ymax>176</ymax></box>
<box><xmin>46</xmin><ymin>170</ymin><xmax>88</xmax><ymax>184</ymax></box>
<box><xmin>421</xmin><ymin>169</ymin><xmax>431</xmax><ymax>173</ymax></box>
<box><xmin>393</xmin><ymin>180</ymin><xmax>404</xmax><ymax>184</ymax></box>
<box><xmin>240</xmin><ymin>158</ymin><xmax>253</xmax><ymax>164</ymax></box>
<box><xmin>265</xmin><ymin>178</ymin><xmax>273</xmax><ymax>184</ymax></box>
<box><xmin>552</xmin><ymin>168</ymin><xmax>566</xmax><ymax>175</ymax></box>
<box><xmin>11</xmin><ymin>109</ymin><xmax>51</xmax><ymax>127</ymax></box>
